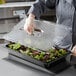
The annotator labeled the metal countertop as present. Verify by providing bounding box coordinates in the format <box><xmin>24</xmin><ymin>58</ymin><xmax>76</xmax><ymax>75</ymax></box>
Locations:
<box><xmin>0</xmin><ymin>45</ymin><xmax>76</xmax><ymax>76</ymax></box>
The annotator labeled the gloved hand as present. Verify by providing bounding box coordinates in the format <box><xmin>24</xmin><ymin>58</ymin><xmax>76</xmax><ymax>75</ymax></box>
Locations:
<box><xmin>24</xmin><ymin>14</ymin><xmax>35</xmax><ymax>35</ymax></box>
<box><xmin>71</xmin><ymin>45</ymin><xmax>76</xmax><ymax>56</ymax></box>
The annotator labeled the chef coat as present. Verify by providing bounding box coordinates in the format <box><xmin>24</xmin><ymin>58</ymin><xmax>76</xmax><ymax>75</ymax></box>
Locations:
<box><xmin>28</xmin><ymin>0</ymin><xmax>75</xmax><ymax>50</ymax></box>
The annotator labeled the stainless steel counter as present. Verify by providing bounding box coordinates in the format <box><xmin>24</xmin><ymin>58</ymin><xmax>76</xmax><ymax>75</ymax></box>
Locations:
<box><xmin>0</xmin><ymin>59</ymin><xmax>52</xmax><ymax>76</ymax></box>
<box><xmin>0</xmin><ymin>2</ymin><xmax>35</xmax><ymax>8</ymax></box>
<box><xmin>0</xmin><ymin>45</ymin><xmax>76</xmax><ymax>76</ymax></box>
<box><xmin>0</xmin><ymin>45</ymin><xmax>52</xmax><ymax>76</ymax></box>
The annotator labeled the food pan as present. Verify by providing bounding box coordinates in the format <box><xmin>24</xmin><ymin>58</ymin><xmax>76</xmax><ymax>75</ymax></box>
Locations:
<box><xmin>5</xmin><ymin>41</ymin><xmax>70</xmax><ymax>68</ymax></box>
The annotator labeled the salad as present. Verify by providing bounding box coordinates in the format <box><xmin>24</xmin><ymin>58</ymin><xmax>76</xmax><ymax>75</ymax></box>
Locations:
<box><xmin>6</xmin><ymin>42</ymin><xmax>68</xmax><ymax>63</ymax></box>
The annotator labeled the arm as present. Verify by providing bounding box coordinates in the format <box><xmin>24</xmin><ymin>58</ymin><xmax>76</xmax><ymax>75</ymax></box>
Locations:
<box><xmin>28</xmin><ymin>0</ymin><xmax>56</xmax><ymax>19</ymax></box>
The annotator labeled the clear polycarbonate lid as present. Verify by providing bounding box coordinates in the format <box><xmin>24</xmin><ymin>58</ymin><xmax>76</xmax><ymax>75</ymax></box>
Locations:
<box><xmin>3</xmin><ymin>18</ymin><xmax>70</xmax><ymax>50</ymax></box>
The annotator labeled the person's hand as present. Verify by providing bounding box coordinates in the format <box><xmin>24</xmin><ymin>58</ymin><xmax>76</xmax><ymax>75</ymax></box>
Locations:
<box><xmin>24</xmin><ymin>14</ymin><xmax>35</xmax><ymax>35</ymax></box>
<box><xmin>71</xmin><ymin>45</ymin><xmax>76</xmax><ymax>56</ymax></box>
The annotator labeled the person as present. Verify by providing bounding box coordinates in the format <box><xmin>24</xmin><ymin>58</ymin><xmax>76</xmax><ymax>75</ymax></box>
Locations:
<box><xmin>24</xmin><ymin>0</ymin><xmax>76</xmax><ymax>57</ymax></box>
